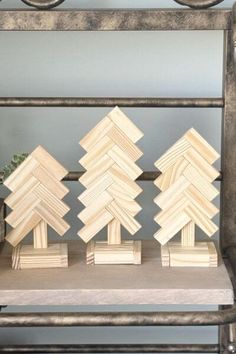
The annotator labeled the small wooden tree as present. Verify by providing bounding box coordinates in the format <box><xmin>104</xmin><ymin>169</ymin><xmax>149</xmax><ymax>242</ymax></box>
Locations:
<box><xmin>154</xmin><ymin>128</ymin><xmax>220</xmax><ymax>267</ymax></box>
<box><xmin>4</xmin><ymin>145</ymin><xmax>70</xmax><ymax>269</ymax></box>
<box><xmin>78</xmin><ymin>106</ymin><xmax>143</xmax><ymax>265</ymax></box>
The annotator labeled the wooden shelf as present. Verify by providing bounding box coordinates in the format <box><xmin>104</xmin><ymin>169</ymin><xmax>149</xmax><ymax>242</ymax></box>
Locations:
<box><xmin>0</xmin><ymin>240</ymin><xmax>233</xmax><ymax>306</ymax></box>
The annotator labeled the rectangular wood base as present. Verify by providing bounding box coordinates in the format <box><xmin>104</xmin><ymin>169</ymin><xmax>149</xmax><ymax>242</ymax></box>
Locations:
<box><xmin>87</xmin><ymin>240</ymin><xmax>142</xmax><ymax>265</ymax></box>
<box><xmin>12</xmin><ymin>243</ymin><xmax>68</xmax><ymax>270</ymax></box>
<box><xmin>161</xmin><ymin>241</ymin><xmax>218</xmax><ymax>267</ymax></box>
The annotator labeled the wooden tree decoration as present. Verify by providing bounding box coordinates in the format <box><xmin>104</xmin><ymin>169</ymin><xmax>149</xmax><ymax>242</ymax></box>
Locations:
<box><xmin>154</xmin><ymin>128</ymin><xmax>220</xmax><ymax>267</ymax></box>
<box><xmin>4</xmin><ymin>146</ymin><xmax>70</xmax><ymax>270</ymax></box>
<box><xmin>78</xmin><ymin>106</ymin><xmax>143</xmax><ymax>265</ymax></box>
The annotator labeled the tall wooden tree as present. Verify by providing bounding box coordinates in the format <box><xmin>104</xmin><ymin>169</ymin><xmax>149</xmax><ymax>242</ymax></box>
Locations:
<box><xmin>4</xmin><ymin>145</ymin><xmax>70</xmax><ymax>269</ymax></box>
<box><xmin>154</xmin><ymin>128</ymin><xmax>220</xmax><ymax>267</ymax></box>
<box><xmin>78</xmin><ymin>106</ymin><xmax>143</xmax><ymax>265</ymax></box>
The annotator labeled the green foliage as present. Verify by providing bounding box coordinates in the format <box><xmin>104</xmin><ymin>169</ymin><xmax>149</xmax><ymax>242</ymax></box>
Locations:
<box><xmin>0</xmin><ymin>153</ymin><xmax>29</xmax><ymax>184</ymax></box>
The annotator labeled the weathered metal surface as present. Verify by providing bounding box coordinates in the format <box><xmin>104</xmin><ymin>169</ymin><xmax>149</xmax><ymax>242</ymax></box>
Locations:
<box><xmin>0</xmin><ymin>307</ymin><xmax>236</xmax><ymax>327</ymax></box>
<box><xmin>174</xmin><ymin>0</ymin><xmax>224</xmax><ymax>8</ymax></box>
<box><xmin>0</xmin><ymin>344</ymin><xmax>220</xmax><ymax>353</ymax></box>
<box><xmin>0</xmin><ymin>9</ymin><xmax>231</xmax><ymax>31</ymax></box>
<box><xmin>0</xmin><ymin>199</ymin><xmax>5</xmax><ymax>243</ymax></box>
<box><xmin>220</xmin><ymin>30</ymin><xmax>236</xmax><ymax>254</ymax></box>
<box><xmin>0</xmin><ymin>97</ymin><xmax>224</xmax><ymax>108</ymax></box>
<box><xmin>21</xmin><ymin>0</ymin><xmax>65</xmax><ymax>9</ymax></box>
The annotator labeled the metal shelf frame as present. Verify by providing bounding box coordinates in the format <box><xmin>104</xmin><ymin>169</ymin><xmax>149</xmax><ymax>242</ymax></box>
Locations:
<box><xmin>0</xmin><ymin>0</ymin><xmax>236</xmax><ymax>353</ymax></box>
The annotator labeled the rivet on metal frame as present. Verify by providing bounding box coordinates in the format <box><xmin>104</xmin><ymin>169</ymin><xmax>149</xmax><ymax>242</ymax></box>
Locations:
<box><xmin>21</xmin><ymin>0</ymin><xmax>65</xmax><ymax>9</ymax></box>
<box><xmin>173</xmin><ymin>0</ymin><xmax>224</xmax><ymax>8</ymax></box>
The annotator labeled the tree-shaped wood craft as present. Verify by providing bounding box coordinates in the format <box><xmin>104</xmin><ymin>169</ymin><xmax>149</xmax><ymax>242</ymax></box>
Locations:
<box><xmin>78</xmin><ymin>106</ymin><xmax>143</xmax><ymax>265</ymax></box>
<box><xmin>154</xmin><ymin>128</ymin><xmax>220</xmax><ymax>267</ymax></box>
<box><xmin>4</xmin><ymin>146</ymin><xmax>70</xmax><ymax>270</ymax></box>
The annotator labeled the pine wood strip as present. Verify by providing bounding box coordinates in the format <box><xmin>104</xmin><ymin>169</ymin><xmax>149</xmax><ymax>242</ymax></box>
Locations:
<box><xmin>107</xmin><ymin>106</ymin><xmax>144</xmax><ymax>143</ymax></box>
<box><xmin>154</xmin><ymin>211</ymin><xmax>191</xmax><ymax>245</ymax></box>
<box><xmin>185</xmin><ymin>128</ymin><xmax>220</xmax><ymax>164</ymax></box>
<box><xmin>184</xmin><ymin>204</ymin><xmax>218</xmax><ymax>237</ymax></box>
<box><xmin>107</xmin><ymin>145</ymin><xmax>143</xmax><ymax>180</ymax></box>
<box><xmin>79</xmin><ymin>135</ymin><xmax>114</xmax><ymax>169</ymax></box>
<box><xmin>12</xmin><ymin>245</ymin><xmax>21</xmax><ymax>270</ymax></box>
<box><xmin>154</xmin><ymin>175</ymin><xmax>190</xmax><ymax>209</ymax></box>
<box><xmin>107</xmin><ymin>219</ymin><xmax>121</xmax><ymax>245</ymax></box>
<box><xmin>108</xmin><ymin>165</ymin><xmax>142</xmax><ymax>199</ymax></box>
<box><xmin>184</xmin><ymin>148</ymin><xmax>220</xmax><ymax>182</ymax></box>
<box><xmin>78</xmin><ymin>191</ymin><xmax>113</xmax><ymax>224</ymax></box>
<box><xmin>78</xmin><ymin>209</ymin><xmax>114</xmax><ymax>243</ymax></box>
<box><xmin>183</xmin><ymin>164</ymin><xmax>219</xmax><ymax>201</ymax></box>
<box><xmin>107</xmin><ymin>186</ymin><xmax>142</xmax><ymax>216</ymax></box>
<box><xmin>32</xmin><ymin>165</ymin><xmax>69</xmax><ymax>199</ymax></box>
<box><xmin>181</xmin><ymin>221</ymin><xmax>195</xmax><ymax>247</ymax></box>
<box><xmin>154</xmin><ymin>194</ymin><xmax>189</xmax><ymax>226</ymax></box>
<box><xmin>34</xmin><ymin>201</ymin><xmax>70</xmax><ymax>236</ymax></box>
<box><xmin>79</xmin><ymin>154</ymin><xmax>114</xmax><ymax>187</ymax></box>
<box><xmin>5</xmin><ymin>212</ymin><xmax>41</xmax><ymax>247</ymax></box>
<box><xmin>208</xmin><ymin>242</ymin><xmax>218</xmax><ymax>267</ymax></box>
<box><xmin>5</xmin><ymin>192</ymin><xmax>40</xmax><ymax>228</ymax></box>
<box><xmin>154</xmin><ymin>157</ymin><xmax>189</xmax><ymax>191</ymax></box>
<box><xmin>31</xmin><ymin>145</ymin><xmax>68</xmax><ymax>180</ymax></box>
<box><xmin>106</xmin><ymin>200</ymin><xmax>141</xmax><ymax>235</ymax></box>
<box><xmin>33</xmin><ymin>220</ymin><xmax>48</xmax><ymax>249</ymax></box>
<box><xmin>4</xmin><ymin>156</ymin><xmax>39</xmax><ymax>192</ymax></box>
<box><xmin>80</xmin><ymin>116</ymin><xmax>114</xmax><ymax>152</ymax></box>
<box><xmin>184</xmin><ymin>185</ymin><xmax>219</xmax><ymax>219</ymax></box>
<box><xmin>107</xmin><ymin>125</ymin><xmax>143</xmax><ymax>161</ymax></box>
<box><xmin>154</xmin><ymin>138</ymin><xmax>190</xmax><ymax>172</ymax></box>
<box><xmin>78</xmin><ymin>174</ymin><xmax>113</xmax><ymax>207</ymax></box>
<box><xmin>4</xmin><ymin>175</ymin><xmax>40</xmax><ymax>209</ymax></box>
<box><xmin>33</xmin><ymin>183</ymin><xmax>70</xmax><ymax>217</ymax></box>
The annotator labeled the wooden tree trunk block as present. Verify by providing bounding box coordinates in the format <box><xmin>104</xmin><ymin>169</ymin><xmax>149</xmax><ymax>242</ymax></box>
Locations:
<box><xmin>161</xmin><ymin>241</ymin><xmax>218</xmax><ymax>267</ymax></box>
<box><xmin>87</xmin><ymin>240</ymin><xmax>141</xmax><ymax>265</ymax></box>
<box><xmin>181</xmin><ymin>221</ymin><xmax>195</xmax><ymax>247</ymax></box>
<box><xmin>107</xmin><ymin>219</ymin><xmax>121</xmax><ymax>245</ymax></box>
<box><xmin>12</xmin><ymin>243</ymin><xmax>68</xmax><ymax>270</ymax></box>
<box><xmin>33</xmin><ymin>220</ymin><xmax>48</xmax><ymax>249</ymax></box>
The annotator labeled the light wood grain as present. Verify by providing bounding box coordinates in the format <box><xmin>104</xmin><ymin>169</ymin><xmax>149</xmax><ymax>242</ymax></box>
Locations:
<box><xmin>107</xmin><ymin>145</ymin><xmax>143</xmax><ymax>180</ymax></box>
<box><xmin>107</xmin><ymin>106</ymin><xmax>143</xmax><ymax>143</ymax></box>
<box><xmin>12</xmin><ymin>243</ymin><xmax>68</xmax><ymax>270</ymax></box>
<box><xmin>31</xmin><ymin>145</ymin><xmax>68</xmax><ymax>180</ymax></box>
<box><xmin>107</xmin><ymin>219</ymin><xmax>121</xmax><ymax>245</ymax></box>
<box><xmin>106</xmin><ymin>200</ymin><xmax>141</xmax><ymax>235</ymax></box>
<box><xmin>5</xmin><ymin>212</ymin><xmax>41</xmax><ymax>247</ymax></box>
<box><xmin>108</xmin><ymin>165</ymin><xmax>142</xmax><ymax>198</ymax></box>
<box><xmin>107</xmin><ymin>125</ymin><xmax>143</xmax><ymax>161</ymax></box>
<box><xmin>181</xmin><ymin>221</ymin><xmax>195</xmax><ymax>247</ymax></box>
<box><xmin>80</xmin><ymin>116</ymin><xmax>114</xmax><ymax>152</ymax></box>
<box><xmin>185</xmin><ymin>128</ymin><xmax>220</xmax><ymax>164</ymax></box>
<box><xmin>4</xmin><ymin>156</ymin><xmax>39</xmax><ymax>192</ymax></box>
<box><xmin>78</xmin><ymin>209</ymin><xmax>114</xmax><ymax>243</ymax></box>
<box><xmin>33</xmin><ymin>220</ymin><xmax>48</xmax><ymax>249</ymax></box>
<box><xmin>161</xmin><ymin>241</ymin><xmax>218</xmax><ymax>267</ymax></box>
<box><xmin>87</xmin><ymin>240</ymin><xmax>142</xmax><ymax>265</ymax></box>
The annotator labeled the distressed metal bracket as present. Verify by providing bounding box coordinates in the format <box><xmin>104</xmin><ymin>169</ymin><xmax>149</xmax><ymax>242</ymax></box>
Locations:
<box><xmin>174</xmin><ymin>0</ymin><xmax>224</xmax><ymax>8</ymax></box>
<box><xmin>21</xmin><ymin>0</ymin><xmax>65</xmax><ymax>9</ymax></box>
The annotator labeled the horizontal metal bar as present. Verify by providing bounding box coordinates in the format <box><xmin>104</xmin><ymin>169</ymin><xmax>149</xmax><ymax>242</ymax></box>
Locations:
<box><xmin>0</xmin><ymin>97</ymin><xmax>224</xmax><ymax>108</ymax></box>
<box><xmin>0</xmin><ymin>307</ymin><xmax>235</xmax><ymax>327</ymax></box>
<box><xmin>0</xmin><ymin>9</ymin><xmax>232</xmax><ymax>31</ymax></box>
<box><xmin>64</xmin><ymin>171</ymin><xmax>223</xmax><ymax>181</ymax></box>
<box><xmin>0</xmin><ymin>344</ymin><xmax>219</xmax><ymax>353</ymax></box>
<box><xmin>0</xmin><ymin>171</ymin><xmax>222</xmax><ymax>182</ymax></box>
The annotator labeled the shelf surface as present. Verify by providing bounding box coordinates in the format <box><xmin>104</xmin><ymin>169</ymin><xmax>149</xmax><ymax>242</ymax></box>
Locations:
<box><xmin>0</xmin><ymin>240</ymin><xmax>233</xmax><ymax>306</ymax></box>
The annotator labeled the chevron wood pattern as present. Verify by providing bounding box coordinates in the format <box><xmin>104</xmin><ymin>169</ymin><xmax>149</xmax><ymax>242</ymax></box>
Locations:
<box><xmin>78</xmin><ymin>106</ymin><xmax>143</xmax><ymax>265</ymax></box>
<box><xmin>4</xmin><ymin>146</ymin><xmax>70</xmax><ymax>270</ymax></box>
<box><xmin>154</xmin><ymin>128</ymin><xmax>220</xmax><ymax>267</ymax></box>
